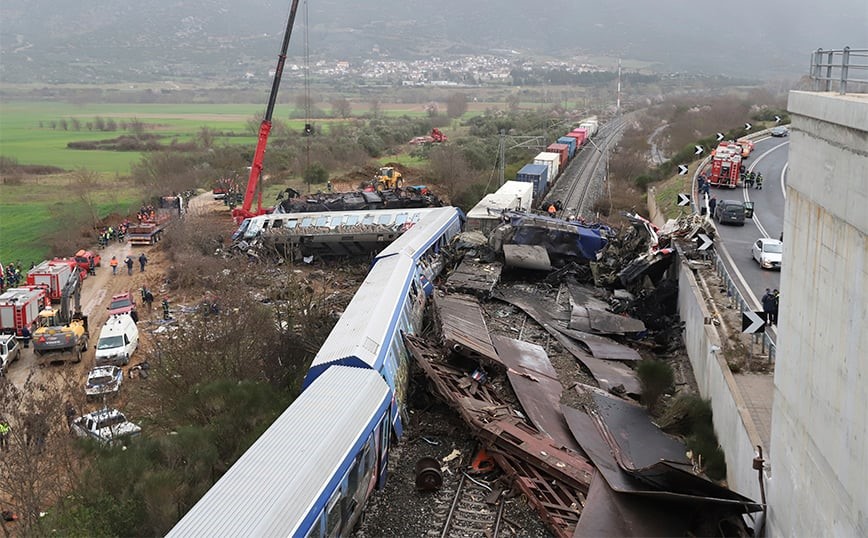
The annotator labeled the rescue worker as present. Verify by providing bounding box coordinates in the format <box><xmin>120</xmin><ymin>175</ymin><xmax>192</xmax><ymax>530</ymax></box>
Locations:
<box><xmin>709</xmin><ymin>196</ymin><xmax>718</xmax><ymax>216</ymax></box>
<box><xmin>124</xmin><ymin>256</ymin><xmax>134</xmax><ymax>275</ymax></box>
<box><xmin>0</xmin><ymin>418</ymin><xmax>9</xmax><ymax>451</ymax></box>
<box><xmin>761</xmin><ymin>289</ymin><xmax>775</xmax><ymax>326</ymax></box>
<box><xmin>110</xmin><ymin>256</ymin><xmax>119</xmax><ymax>275</ymax></box>
<box><xmin>755</xmin><ymin>172</ymin><xmax>763</xmax><ymax>190</ymax></box>
<box><xmin>19</xmin><ymin>325</ymin><xmax>31</xmax><ymax>348</ymax></box>
<box><xmin>138</xmin><ymin>253</ymin><xmax>148</xmax><ymax>272</ymax></box>
<box><xmin>547</xmin><ymin>204</ymin><xmax>557</xmax><ymax>217</ymax></box>
<box><xmin>162</xmin><ymin>297</ymin><xmax>171</xmax><ymax>320</ymax></box>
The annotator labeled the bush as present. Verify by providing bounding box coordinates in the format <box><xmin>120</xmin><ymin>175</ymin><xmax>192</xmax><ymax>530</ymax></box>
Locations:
<box><xmin>637</xmin><ymin>359</ymin><xmax>674</xmax><ymax>413</ymax></box>
<box><xmin>657</xmin><ymin>394</ymin><xmax>727</xmax><ymax>481</ymax></box>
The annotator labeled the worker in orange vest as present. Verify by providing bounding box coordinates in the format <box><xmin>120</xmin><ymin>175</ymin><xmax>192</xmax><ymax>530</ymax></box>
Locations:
<box><xmin>109</xmin><ymin>255</ymin><xmax>119</xmax><ymax>275</ymax></box>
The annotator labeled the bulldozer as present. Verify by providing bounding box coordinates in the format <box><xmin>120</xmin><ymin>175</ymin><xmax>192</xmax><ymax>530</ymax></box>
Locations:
<box><xmin>374</xmin><ymin>166</ymin><xmax>404</xmax><ymax>190</ymax></box>
<box><xmin>33</xmin><ymin>268</ymin><xmax>88</xmax><ymax>365</ymax></box>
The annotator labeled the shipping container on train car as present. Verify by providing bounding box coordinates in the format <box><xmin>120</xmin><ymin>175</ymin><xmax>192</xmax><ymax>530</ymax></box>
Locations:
<box><xmin>579</xmin><ymin>116</ymin><xmax>599</xmax><ymax>137</ymax></box>
<box><xmin>466</xmin><ymin>181</ymin><xmax>534</xmax><ymax>233</ymax></box>
<box><xmin>546</xmin><ymin>143</ymin><xmax>570</xmax><ymax>170</ymax></box>
<box><xmin>515</xmin><ymin>163</ymin><xmax>549</xmax><ymax>199</ymax></box>
<box><xmin>533</xmin><ymin>152</ymin><xmax>560</xmax><ymax>186</ymax></box>
<box><xmin>557</xmin><ymin>136</ymin><xmax>577</xmax><ymax>159</ymax></box>
<box><xmin>568</xmin><ymin>128</ymin><xmax>587</xmax><ymax>148</ymax></box>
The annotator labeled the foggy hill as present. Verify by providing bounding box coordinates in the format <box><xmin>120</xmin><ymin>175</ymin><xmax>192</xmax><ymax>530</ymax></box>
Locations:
<box><xmin>1</xmin><ymin>0</ymin><xmax>865</xmax><ymax>84</ymax></box>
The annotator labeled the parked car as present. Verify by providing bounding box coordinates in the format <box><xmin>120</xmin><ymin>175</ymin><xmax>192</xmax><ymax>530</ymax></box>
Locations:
<box><xmin>95</xmin><ymin>314</ymin><xmax>139</xmax><ymax>366</ymax></box>
<box><xmin>71</xmin><ymin>408</ymin><xmax>141</xmax><ymax>446</ymax></box>
<box><xmin>714</xmin><ymin>200</ymin><xmax>746</xmax><ymax>225</ymax></box>
<box><xmin>85</xmin><ymin>365</ymin><xmax>124</xmax><ymax>399</ymax></box>
<box><xmin>770</xmin><ymin>126</ymin><xmax>789</xmax><ymax>137</ymax></box>
<box><xmin>752</xmin><ymin>238</ymin><xmax>783</xmax><ymax>270</ymax></box>
<box><xmin>0</xmin><ymin>334</ymin><xmax>21</xmax><ymax>375</ymax></box>
<box><xmin>107</xmin><ymin>292</ymin><xmax>138</xmax><ymax>322</ymax></box>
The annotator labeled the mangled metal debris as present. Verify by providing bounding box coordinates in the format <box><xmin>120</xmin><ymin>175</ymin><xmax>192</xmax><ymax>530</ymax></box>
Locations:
<box><xmin>491</xmin><ymin>335</ymin><xmax>581</xmax><ymax>454</ymax></box>
<box><xmin>404</xmin><ymin>333</ymin><xmax>593</xmax><ymax>538</ymax></box>
<box><xmin>445</xmin><ymin>258</ymin><xmax>502</xmax><ymax>297</ymax></box>
<box><xmin>433</xmin><ymin>293</ymin><xmax>499</xmax><ymax>365</ymax></box>
<box><xmin>562</xmin><ymin>393</ymin><xmax>761</xmax><ymax>510</ymax></box>
<box><xmin>496</xmin><ymin>210</ymin><xmax>610</xmax><ymax>263</ymax></box>
<box><xmin>502</xmin><ymin>244</ymin><xmax>552</xmax><ymax>271</ymax></box>
<box><xmin>274</xmin><ymin>188</ymin><xmax>442</xmax><ymax>213</ymax></box>
<box><xmin>492</xmin><ymin>288</ymin><xmax>642</xmax><ymax>396</ymax></box>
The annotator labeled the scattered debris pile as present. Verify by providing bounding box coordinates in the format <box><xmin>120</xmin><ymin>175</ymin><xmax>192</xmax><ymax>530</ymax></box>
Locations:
<box><xmin>402</xmin><ymin>285</ymin><xmax>762</xmax><ymax>536</ymax></box>
<box><xmin>275</xmin><ymin>187</ymin><xmax>442</xmax><ymax>213</ymax></box>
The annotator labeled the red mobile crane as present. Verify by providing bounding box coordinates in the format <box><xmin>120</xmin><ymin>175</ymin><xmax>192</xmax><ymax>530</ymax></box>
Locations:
<box><xmin>232</xmin><ymin>0</ymin><xmax>302</xmax><ymax>224</ymax></box>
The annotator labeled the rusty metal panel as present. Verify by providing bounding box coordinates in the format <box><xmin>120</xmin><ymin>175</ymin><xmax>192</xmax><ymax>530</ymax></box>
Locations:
<box><xmin>580</xmin><ymin>383</ymin><xmax>690</xmax><ymax>469</ymax></box>
<box><xmin>445</xmin><ymin>258</ymin><xmax>502</xmax><ymax>297</ymax></box>
<box><xmin>433</xmin><ymin>293</ymin><xmax>499</xmax><ymax>364</ymax></box>
<box><xmin>561</xmin><ymin>404</ymin><xmax>762</xmax><ymax>511</ymax></box>
<box><xmin>492</xmin><ymin>335</ymin><xmax>583</xmax><ymax>454</ymax></box>
<box><xmin>480</xmin><ymin>419</ymin><xmax>594</xmax><ymax>490</ymax></box>
<box><xmin>495</xmin><ymin>287</ymin><xmax>642</xmax><ymax>362</ymax></box>
<box><xmin>491</xmin><ymin>334</ymin><xmax>559</xmax><ymax>380</ymax></box>
<box><xmin>492</xmin><ymin>452</ymin><xmax>585</xmax><ymax>538</ymax></box>
<box><xmin>503</xmin><ymin>244</ymin><xmax>552</xmax><ymax>271</ymax></box>
<box><xmin>574</xmin><ymin>476</ymin><xmax>691</xmax><ymax>538</ymax></box>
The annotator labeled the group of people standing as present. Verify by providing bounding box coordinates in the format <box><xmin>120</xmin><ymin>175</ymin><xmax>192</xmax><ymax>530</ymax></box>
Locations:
<box><xmin>109</xmin><ymin>253</ymin><xmax>147</xmax><ymax>276</ymax></box>
<box><xmin>743</xmin><ymin>171</ymin><xmax>764</xmax><ymax>189</ymax></box>
<box><xmin>762</xmin><ymin>288</ymin><xmax>780</xmax><ymax>326</ymax></box>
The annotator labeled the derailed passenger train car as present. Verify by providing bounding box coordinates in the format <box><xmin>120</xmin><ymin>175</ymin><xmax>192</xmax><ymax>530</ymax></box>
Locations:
<box><xmin>168</xmin><ymin>366</ymin><xmax>392</xmax><ymax>538</ymax></box>
<box><xmin>304</xmin><ymin>206</ymin><xmax>463</xmax><ymax>435</ymax></box>
<box><xmin>170</xmin><ymin>206</ymin><xmax>464</xmax><ymax>537</ymax></box>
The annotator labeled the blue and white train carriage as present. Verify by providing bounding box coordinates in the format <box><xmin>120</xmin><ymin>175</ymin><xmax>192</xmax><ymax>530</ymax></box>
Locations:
<box><xmin>170</xmin><ymin>206</ymin><xmax>465</xmax><ymax>537</ymax></box>
<box><xmin>302</xmin><ymin>207</ymin><xmax>463</xmax><ymax>435</ymax></box>
<box><xmin>168</xmin><ymin>366</ymin><xmax>392</xmax><ymax>538</ymax></box>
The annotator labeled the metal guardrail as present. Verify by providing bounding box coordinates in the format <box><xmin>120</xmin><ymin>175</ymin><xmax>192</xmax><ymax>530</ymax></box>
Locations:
<box><xmin>810</xmin><ymin>47</ymin><xmax>868</xmax><ymax>94</ymax></box>
<box><xmin>712</xmin><ymin>252</ymin><xmax>777</xmax><ymax>362</ymax></box>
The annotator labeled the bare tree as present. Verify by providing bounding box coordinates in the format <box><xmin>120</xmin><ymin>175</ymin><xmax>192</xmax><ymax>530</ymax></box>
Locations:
<box><xmin>330</xmin><ymin>98</ymin><xmax>352</xmax><ymax>119</ymax></box>
<box><xmin>427</xmin><ymin>145</ymin><xmax>473</xmax><ymax>203</ymax></box>
<box><xmin>446</xmin><ymin>93</ymin><xmax>469</xmax><ymax>119</ymax></box>
<box><xmin>198</xmin><ymin>126</ymin><xmax>216</xmax><ymax>149</ymax></box>
<box><xmin>71</xmin><ymin>167</ymin><xmax>103</xmax><ymax>229</ymax></box>
<box><xmin>368</xmin><ymin>98</ymin><xmax>381</xmax><ymax>118</ymax></box>
<box><xmin>0</xmin><ymin>373</ymin><xmax>83</xmax><ymax>534</ymax></box>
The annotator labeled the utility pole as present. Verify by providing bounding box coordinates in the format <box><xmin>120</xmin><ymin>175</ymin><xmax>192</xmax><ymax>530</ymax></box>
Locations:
<box><xmin>617</xmin><ymin>58</ymin><xmax>622</xmax><ymax>117</ymax></box>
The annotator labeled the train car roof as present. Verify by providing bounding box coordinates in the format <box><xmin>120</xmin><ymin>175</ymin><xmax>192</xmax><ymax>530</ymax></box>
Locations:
<box><xmin>168</xmin><ymin>366</ymin><xmax>390</xmax><ymax>538</ymax></box>
<box><xmin>374</xmin><ymin>206</ymin><xmax>462</xmax><ymax>262</ymax></box>
<box><xmin>239</xmin><ymin>207</ymin><xmax>442</xmax><ymax>239</ymax></box>
<box><xmin>305</xmin><ymin>254</ymin><xmax>415</xmax><ymax>385</ymax></box>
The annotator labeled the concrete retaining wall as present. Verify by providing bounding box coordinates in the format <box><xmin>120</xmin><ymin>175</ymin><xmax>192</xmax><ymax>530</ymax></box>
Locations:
<box><xmin>766</xmin><ymin>91</ymin><xmax>868</xmax><ymax>537</ymax></box>
<box><xmin>677</xmin><ymin>261</ymin><xmax>763</xmax><ymax>502</ymax></box>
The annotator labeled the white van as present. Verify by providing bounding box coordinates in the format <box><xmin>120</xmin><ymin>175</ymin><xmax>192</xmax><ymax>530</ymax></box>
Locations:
<box><xmin>95</xmin><ymin>314</ymin><xmax>138</xmax><ymax>366</ymax></box>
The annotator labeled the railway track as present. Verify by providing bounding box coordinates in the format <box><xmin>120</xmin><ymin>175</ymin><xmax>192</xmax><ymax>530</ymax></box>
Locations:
<box><xmin>545</xmin><ymin>115</ymin><xmax>628</xmax><ymax>218</ymax></box>
<box><xmin>439</xmin><ymin>472</ymin><xmax>505</xmax><ymax>538</ymax></box>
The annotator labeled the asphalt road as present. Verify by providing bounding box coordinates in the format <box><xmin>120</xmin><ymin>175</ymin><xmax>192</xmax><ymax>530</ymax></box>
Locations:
<box><xmin>711</xmin><ymin>134</ymin><xmax>789</xmax><ymax>309</ymax></box>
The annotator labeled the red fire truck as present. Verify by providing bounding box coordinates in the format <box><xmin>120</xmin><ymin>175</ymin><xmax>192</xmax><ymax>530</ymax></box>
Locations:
<box><xmin>708</xmin><ymin>142</ymin><xmax>742</xmax><ymax>188</ymax></box>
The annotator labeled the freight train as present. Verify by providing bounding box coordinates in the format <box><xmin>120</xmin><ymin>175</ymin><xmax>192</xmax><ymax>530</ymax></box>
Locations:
<box><xmin>515</xmin><ymin>116</ymin><xmax>599</xmax><ymax>202</ymax></box>
<box><xmin>169</xmin><ymin>206</ymin><xmax>464</xmax><ymax>538</ymax></box>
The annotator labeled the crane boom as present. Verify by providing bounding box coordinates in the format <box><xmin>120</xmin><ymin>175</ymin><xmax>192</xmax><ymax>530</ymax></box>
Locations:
<box><xmin>233</xmin><ymin>0</ymin><xmax>302</xmax><ymax>224</ymax></box>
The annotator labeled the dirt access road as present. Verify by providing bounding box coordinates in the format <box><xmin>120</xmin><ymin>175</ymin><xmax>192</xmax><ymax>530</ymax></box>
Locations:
<box><xmin>6</xmin><ymin>192</ymin><xmax>221</xmax><ymax>391</ymax></box>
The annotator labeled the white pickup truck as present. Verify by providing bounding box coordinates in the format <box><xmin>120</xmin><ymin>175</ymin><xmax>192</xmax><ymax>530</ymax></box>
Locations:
<box><xmin>71</xmin><ymin>408</ymin><xmax>141</xmax><ymax>445</ymax></box>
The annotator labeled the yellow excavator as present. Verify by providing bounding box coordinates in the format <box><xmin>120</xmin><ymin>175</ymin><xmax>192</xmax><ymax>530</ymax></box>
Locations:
<box><xmin>33</xmin><ymin>268</ymin><xmax>88</xmax><ymax>365</ymax></box>
<box><xmin>374</xmin><ymin>167</ymin><xmax>404</xmax><ymax>190</ymax></box>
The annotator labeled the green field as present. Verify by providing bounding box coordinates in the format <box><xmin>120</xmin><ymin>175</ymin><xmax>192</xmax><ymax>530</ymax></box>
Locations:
<box><xmin>0</xmin><ymin>102</ymin><xmax>271</xmax><ymax>174</ymax></box>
